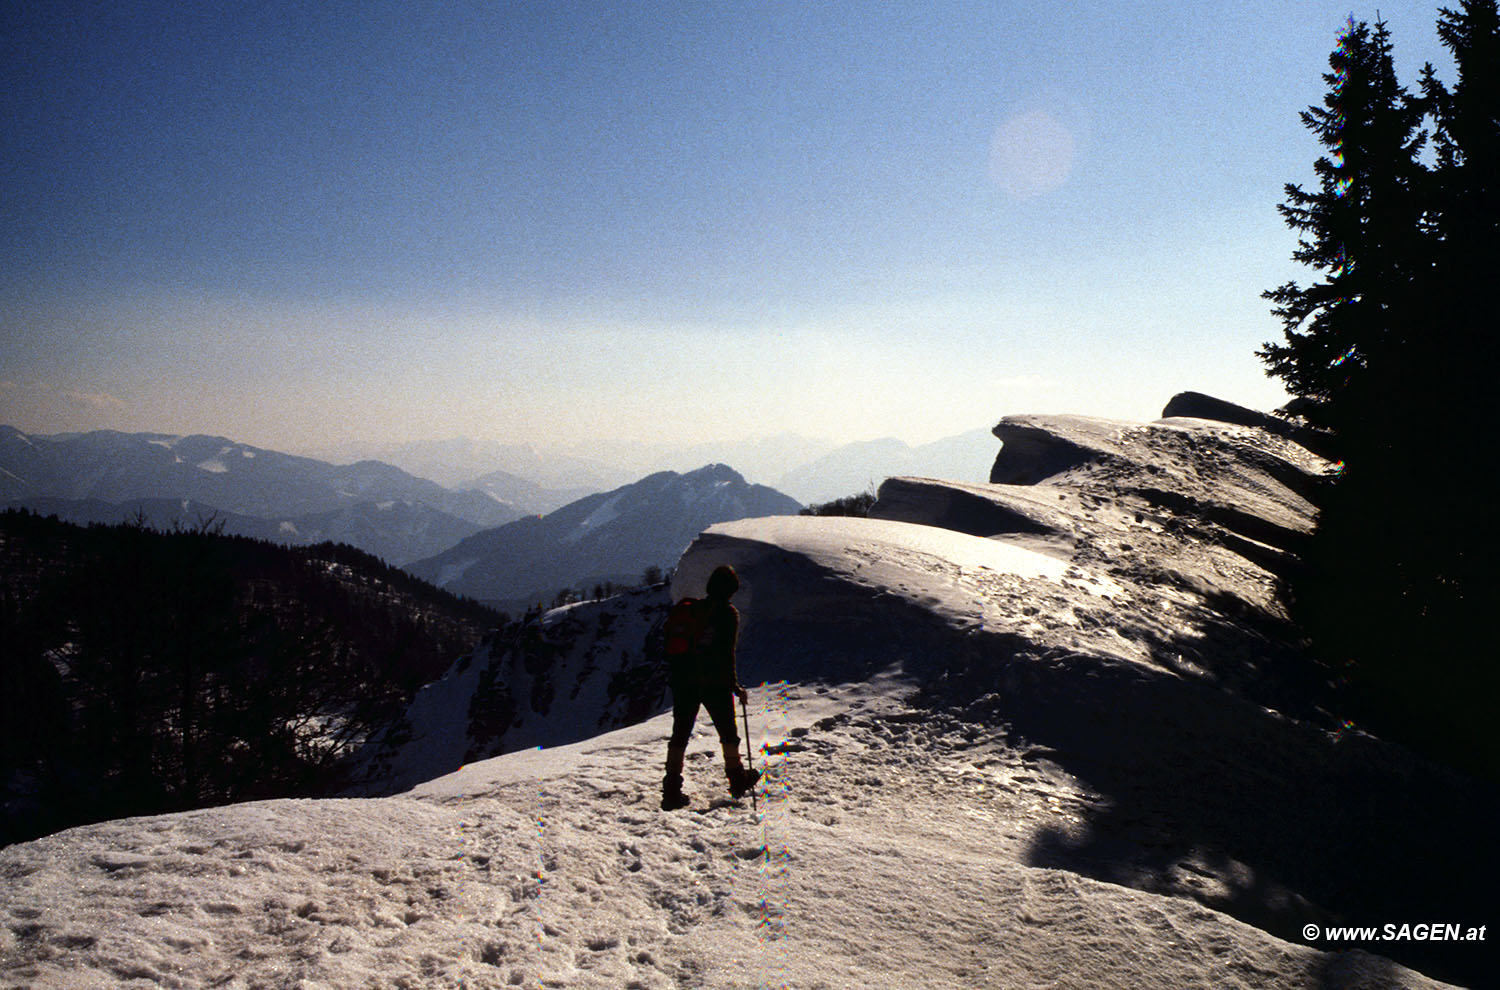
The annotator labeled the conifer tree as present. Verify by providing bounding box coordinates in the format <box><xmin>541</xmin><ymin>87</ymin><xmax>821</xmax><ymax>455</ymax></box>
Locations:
<box><xmin>1259</xmin><ymin>18</ymin><xmax>1429</xmax><ymax>429</ymax></box>
<box><xmin>1422</xmin><ymin>0</ymin><xmax>1500</xmax><ymax>364</ymax></box>
<box><xmin>1427</xmin><ymin>1</ymin><xmax>1499</xmax><ymax>209</ymax></box>
<box><xmin>1264</xmin><ymin>10</ymin><xmax>1500</xmax><ymax>779</ymax></box>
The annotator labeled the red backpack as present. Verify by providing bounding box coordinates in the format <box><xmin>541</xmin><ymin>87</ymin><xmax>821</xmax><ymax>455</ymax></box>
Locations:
<box><xmin>662</xmin><ymin>597</ymin><xmax>714</xmax><ymax>666</ymax></box>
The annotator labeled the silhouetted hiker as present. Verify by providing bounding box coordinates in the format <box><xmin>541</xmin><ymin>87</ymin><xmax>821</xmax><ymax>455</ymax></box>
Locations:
<box><xmin>660</xmin><ymin>564</ymin><xmax>759</xmax><ymax>810</ymax></box>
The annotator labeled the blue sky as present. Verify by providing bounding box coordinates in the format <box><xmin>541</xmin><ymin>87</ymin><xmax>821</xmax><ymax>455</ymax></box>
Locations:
<box><xmin>0</xmin><ymin>1</ymin><xmax>1456</xmax><ymax>453</ymax></box>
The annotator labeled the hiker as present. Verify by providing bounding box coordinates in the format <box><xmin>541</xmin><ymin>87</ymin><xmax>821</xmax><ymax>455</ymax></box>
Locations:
<box><xmin>661</xmin><ymin>564</ymin><xmax>759</xmax><ymax>810</ymax></box>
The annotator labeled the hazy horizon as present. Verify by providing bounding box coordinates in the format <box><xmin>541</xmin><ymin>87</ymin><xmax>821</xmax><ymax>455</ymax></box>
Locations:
<box><xmin>0</xmin><ymin>419</ymin><xmax>1004</xmax><ymax>500</ymax></box>
<box><xmin>1</xmin><ymin>418</ymin><xmax>992</xmax><ymax>462</ymax></box>
<box><xmin>2</xmin><ymin>2</ymin><xmax>1456</xmax><ymax>454</ymax></box>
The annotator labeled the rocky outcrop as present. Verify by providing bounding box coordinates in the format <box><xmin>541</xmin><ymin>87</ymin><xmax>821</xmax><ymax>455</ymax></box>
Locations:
<box><xmin>983</xmin><ymin>413</ymin><xmax>1330</xmax><ymax>569</ymax></box>
<box><xmin>1161</xmin><ymin>390</ymin><xmax>1336</xmax><ymax>458</ymax></box>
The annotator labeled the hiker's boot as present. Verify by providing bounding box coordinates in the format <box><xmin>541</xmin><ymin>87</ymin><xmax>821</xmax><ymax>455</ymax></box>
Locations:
<box><xmin>661</xmin><ymin>744</ymin><xmax>690</xmax><ymax>811</ymax></box>
<box><xmin>661</xmin><ymin>773</ymin><xmax>690</xmax><ymax>811</ymax></box>
<box><xmin>723</xmin><ymin>743</ymin><xmax>761</xmax><ymax>800</ymax></box>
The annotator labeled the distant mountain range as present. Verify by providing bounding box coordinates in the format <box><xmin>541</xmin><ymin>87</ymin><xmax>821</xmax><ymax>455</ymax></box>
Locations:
<box><xmin>455</xmin><ymin>468</ymin><xmax>602</xmax><ymax>516</ymax></box>
<box><xmin>406</xmin><ymin>463</ymin><xmax>803</xmax><ymax>609</ymax></box>
<box><xmin>326</xmin><ymin>428</ymin><xmax>999</xmax><ymax>506</ymax></box>
<box><xmin>2</xmin><ymin>423</ymin><xmax>995</xmax><ymax>574</ymax></box>
<box><xmin>775</xmin><ymin>428</ymin><xmax>997</xmax><ymax>505</ymax></box>
<box><xmin>0</xmin><ymin>426</ymin><xmax>524</xmax><ymax>566</ymax></box>
<box><xmin>318</xmin><ymin>436</ymin><xmax>635</xmax><ymax>497</ymax></box>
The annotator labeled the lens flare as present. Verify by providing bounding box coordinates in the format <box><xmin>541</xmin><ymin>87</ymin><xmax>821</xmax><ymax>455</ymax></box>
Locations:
<box><xmin>989</xmin><ymin>110</ymin><xmax>1077</xmax><ymax>199</ymax></box>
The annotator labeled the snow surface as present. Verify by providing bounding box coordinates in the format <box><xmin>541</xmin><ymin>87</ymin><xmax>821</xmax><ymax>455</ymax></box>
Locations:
<box><xmin>195</xmin><ymin>446</ymin><xmax>237</xmax><ymax>475</ymax></box>
<box><xmin>673</xmin><ymin>515</ymin><xmax>1122</xmax><ymax>630</ymax></box>
<box><xmin>0</xmin><ymin>682</ymin><xmax>1456</xmax><ymax>990</ymax></box>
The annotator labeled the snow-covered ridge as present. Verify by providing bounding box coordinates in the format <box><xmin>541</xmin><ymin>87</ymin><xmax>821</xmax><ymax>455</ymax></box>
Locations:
<box><xmin>679</xmin><ymin>411</ymin><xmax>1331</xmax><ymax>706</ymax></box>
<box><xmin>1</xmin><ymin>399</ymin><xmax>1491</xmax><ymax>988</ymax></box>
<box><xmin>666</xmin><ymin>409</ymin><xmax>1492</xmax><ymax>986</ymax></box>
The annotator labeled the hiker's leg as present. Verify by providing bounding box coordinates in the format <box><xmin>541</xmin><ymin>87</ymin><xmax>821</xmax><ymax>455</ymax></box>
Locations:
<box><xmin>701</xmin><ymin>689</ymin><xmax>753</xmax><ymax>793</ymax></box>
<box><xmin>702</xmin><ymin>689</ymin><xmax>739</xmax><ymax>749</ymax></box>
<box><xmin>662</xmin><ymin>685</ymin><xmax>699</xmax><ymax>810</ymax></box>
<box><xmin>669</xmin><ymin>683</ymin><xmax>702</xmax><ymax>750</ymax></box>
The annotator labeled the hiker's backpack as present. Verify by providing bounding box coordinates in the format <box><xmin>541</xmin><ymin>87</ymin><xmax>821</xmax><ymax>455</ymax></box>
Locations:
<box><xmin>662</xmin><ymin>597</ymin><xmax>714</xmax><ymax>671</ymax></box>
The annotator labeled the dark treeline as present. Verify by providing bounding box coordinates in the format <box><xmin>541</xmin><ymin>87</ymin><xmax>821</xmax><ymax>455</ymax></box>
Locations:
<box><xmin>799</xmin><ymin>489</ymin><xmax>876</xmax><ymax>518</ymax></box>
<box><xmin>1261</xmin><ymin>2</ymin><xmax>1499</xmax><ymax>777</ymax></box>
<box><xmin>0</xmin><ymin>509</ymin><xmax>505</xmax><ymax>845</ymax></box>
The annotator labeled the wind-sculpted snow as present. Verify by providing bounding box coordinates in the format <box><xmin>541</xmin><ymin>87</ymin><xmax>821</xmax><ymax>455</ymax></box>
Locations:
<box><xmin>868</xmin><ymin>415</ymin><xmax>1330</xmax><ymax>707</ymax></box>
<box><xmin>0</xmin><ymin>686</ymin><xmax>1462</xmax><ymax>989</ymax></box>
<box><xmin>668</xmin><ymin>412</ymin><xmax>1495</xmax><ymax>987</ymax></box>
<box><xmin>1</xmin><ymin>404</ymin><xmax>1492</xmax><ymax>988</ymax></box>
<box><xmin>988</xmin><ymin>414</ymin><xmax>1328</xmax><ymax>553</ymax></box>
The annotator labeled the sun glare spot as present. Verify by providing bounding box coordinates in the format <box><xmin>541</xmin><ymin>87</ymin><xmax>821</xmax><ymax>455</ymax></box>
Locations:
<box><xmin>989</xmin><ymin>110</ymin><xmax>1076</xmax><ymax>200</ymax></box>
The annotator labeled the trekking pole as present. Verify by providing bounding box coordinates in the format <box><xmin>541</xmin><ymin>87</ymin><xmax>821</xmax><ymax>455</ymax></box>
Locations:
<box><xmin>740</xmin><ymin>690</ymin><xmax>757</xmax><ymax>812</ymax></box>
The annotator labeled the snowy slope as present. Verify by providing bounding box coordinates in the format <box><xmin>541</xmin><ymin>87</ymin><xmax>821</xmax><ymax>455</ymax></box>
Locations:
<box><xmin>1</xmin><ymin>401</ymin><xmax>1492</xmax><ymax>988</ymax></box>
<box><xmin>349</xmin><ymin>584</ymin><xmax>676</xmax><ymax>795</ymax></box>
<box><xmin>668</xmin><ymin>414</ymin><xmax>1495</xmax><ymax>987</ymax></box>
<box><xmin>0</xmin><ymin>687</ymin><xmax>1463</xmax><ymax>990</ymax></box>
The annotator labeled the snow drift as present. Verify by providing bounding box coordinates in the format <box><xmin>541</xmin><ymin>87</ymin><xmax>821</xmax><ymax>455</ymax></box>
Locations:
<box><xmin>669</xmin><ymin>409</ymin><xmax>1494</xmax><ymax>987</ymax></box>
